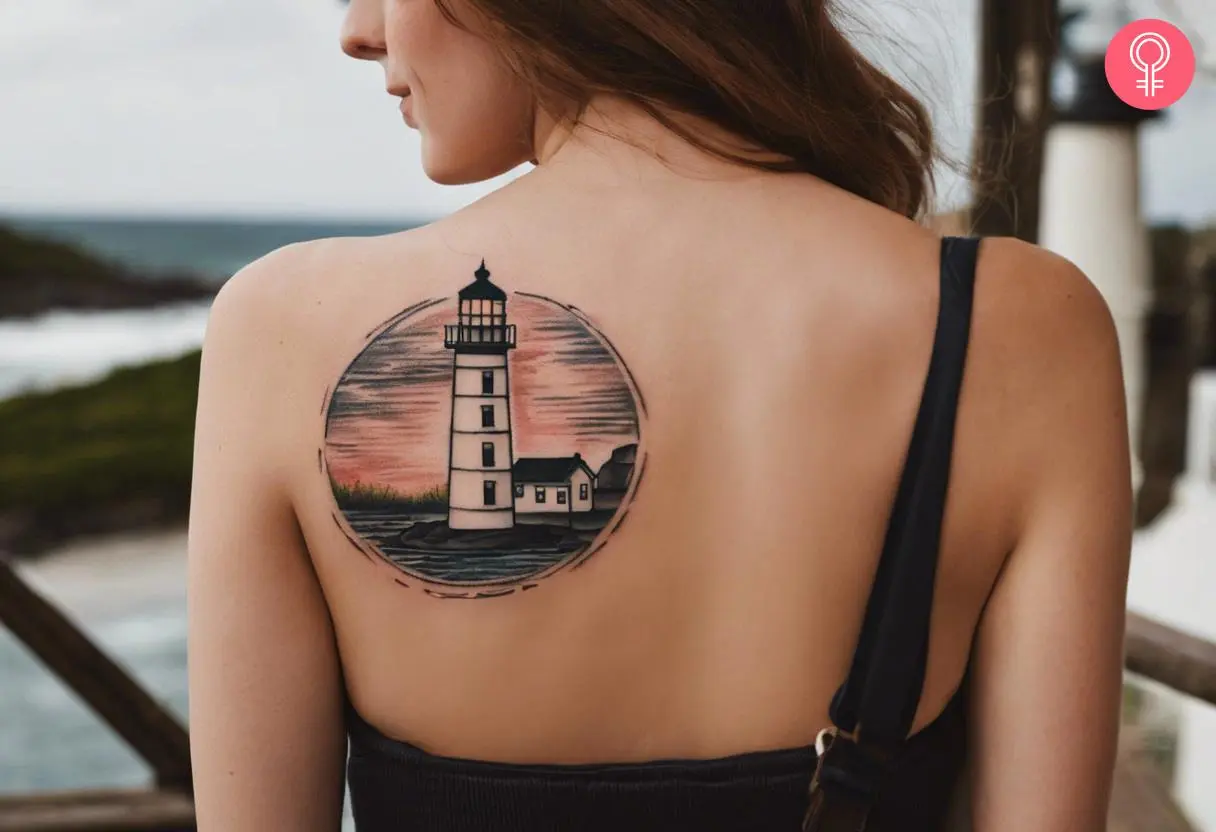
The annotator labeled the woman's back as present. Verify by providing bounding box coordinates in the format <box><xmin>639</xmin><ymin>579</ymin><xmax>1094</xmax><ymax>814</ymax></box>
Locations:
<box><xmin>187</xmin><ymin>5</ymin><xmax>1133</xmax><ymax>830</ymax></box>
<box><xmin>276</xmin><ymin>136</ymin><xmax>1003</xmax><ymax>756</ymax></box>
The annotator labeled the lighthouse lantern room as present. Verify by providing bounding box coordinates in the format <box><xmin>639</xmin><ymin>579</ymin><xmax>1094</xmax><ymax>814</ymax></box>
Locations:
<box><xmin>443</xmin><ymin>262</ymin><xmax>518</xmax><ymax>530</ymax></box>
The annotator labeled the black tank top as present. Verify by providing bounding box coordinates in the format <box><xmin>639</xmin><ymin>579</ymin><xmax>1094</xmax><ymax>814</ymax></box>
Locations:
<box><xmin>345</xmin><ymin>236</ymin><xmax>981</xmax><ymax>832</ymax></box>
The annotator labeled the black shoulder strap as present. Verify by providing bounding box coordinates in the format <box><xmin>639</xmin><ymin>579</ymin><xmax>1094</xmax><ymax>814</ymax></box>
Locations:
<box><xmin>827</xmin><ymin>235</ymin><xmax>980</xmax><ymax>746</ymax></box>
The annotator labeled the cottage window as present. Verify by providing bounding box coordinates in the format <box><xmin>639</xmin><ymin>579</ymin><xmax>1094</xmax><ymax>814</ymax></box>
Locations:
<box><xmin>481</xmin><ymin>405</ymin><xmax>495</xmax><ymax>428</ymax></box>
<box><xmin>557</xmin><ymin>490</ymin><xmax>567</xmax><ymax>505</ymax></box>
<box><xmin>483</xmin><ymin>481</ymin><xmax>497</xmax><ymax>506</ymax></box>
<box><xmin>535</xmin><ymin>487</ymin><xmax>547</xmax><ymax>504</ymax></box>
<box><xmin>514</xmin><ymin>484</ymin><xmax>524</xmax><ymax>498</ymax></box>
<box><xmin>579</xmin><ymin>483</ymin><xmax>589</xmax><ymax>500</ymax></box>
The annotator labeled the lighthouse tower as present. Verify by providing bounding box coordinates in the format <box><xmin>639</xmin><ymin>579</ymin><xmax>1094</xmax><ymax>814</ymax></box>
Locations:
<box><xmin>1039</xmin><ymin>3</ymin><xmax>1162</xmax><ymax>488</ymax></box>
<box><xmin>443</xmin><ymin>261</ymin><xmax>518</xmax><ymax>530</ymax></box>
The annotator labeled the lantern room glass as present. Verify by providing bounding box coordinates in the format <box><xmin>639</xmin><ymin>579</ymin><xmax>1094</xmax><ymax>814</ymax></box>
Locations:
<box><xmin>460</xmin><ymin>299</ymin><xmax>506</xmax><ymax>327</ymax></box>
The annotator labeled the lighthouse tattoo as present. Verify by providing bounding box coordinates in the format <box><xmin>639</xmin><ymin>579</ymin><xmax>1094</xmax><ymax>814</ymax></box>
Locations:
<box><xmin>322</xmin><ymin>261</ymin><xmax>646</xmax><ymax>598</ymax></box>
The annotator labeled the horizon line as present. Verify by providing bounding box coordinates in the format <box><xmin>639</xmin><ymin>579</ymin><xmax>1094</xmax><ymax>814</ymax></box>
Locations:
<box><xmin>0</xmin><ymin>207</ymin><xmax>442</xmax><ymax>226</ymax></box>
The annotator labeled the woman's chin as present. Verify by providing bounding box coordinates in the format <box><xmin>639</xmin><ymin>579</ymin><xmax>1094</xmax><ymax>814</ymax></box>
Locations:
<box><xmin>421</xmin><ymin>145</ymin><xmax>520</xmax><ymax>187</ymax></box>
<box><xmin>423</xmin><ymin>162</ymin><xmax>479</xmax><ymax>186</ymax></box>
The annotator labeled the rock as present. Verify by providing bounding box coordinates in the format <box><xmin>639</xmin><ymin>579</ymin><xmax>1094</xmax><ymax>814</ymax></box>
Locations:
<box><xmin>0</xmin><ymin>224</ymin><xmax>215</xmax><ymax>320</ymax></box>
<box><xmin>595</xmin><ymin>443</ymin><xmax>638</xmax><ymax>491</ymax></box>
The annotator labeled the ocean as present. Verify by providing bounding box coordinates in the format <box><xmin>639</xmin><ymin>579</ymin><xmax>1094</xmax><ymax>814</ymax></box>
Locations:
<box><xmin>0</xmin><ymin>530</ymin><xmax>356</xmax><ymax>830</ymax></box>
<box><xmin>3</xmin><ymin>214</ymin><xmax>418</xmax><ymax>285</ymax></box>
<box><xmin>0</xmin><ymin>214</ymin><xmax>422</xmax><ymax>398</ymax></box>
<box><xmin>0</xmin><ymin>215</ymin><xmax>412</xmax><ymax>824</ymax></box>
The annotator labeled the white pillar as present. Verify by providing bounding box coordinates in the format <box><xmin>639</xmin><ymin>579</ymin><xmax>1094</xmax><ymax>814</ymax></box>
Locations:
<box><xmin>1177</xmin><ymin>372</ymin><xmax>1216</xmax><ymax>503</ymax></box>
<box><xmin>1039</xmin><ymin>123</ymin><xmax>1151</xmax><ymax>488</ymax></box>
<box><xmin>1127</xmin><ymin>371</ymin><xmax>1216</xmax><ymax>830</ymax></box>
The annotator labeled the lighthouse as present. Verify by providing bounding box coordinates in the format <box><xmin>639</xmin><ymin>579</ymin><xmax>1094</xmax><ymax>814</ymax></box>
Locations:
<box><xmin>1039</xmin><ymin>2</ymin><xmax>1162</xmax><ymax>488</ymax></box>
<box><xmin>443</xmin><ymin>261</ymin><xmax>518</xmax><ymax>530</ymax></box>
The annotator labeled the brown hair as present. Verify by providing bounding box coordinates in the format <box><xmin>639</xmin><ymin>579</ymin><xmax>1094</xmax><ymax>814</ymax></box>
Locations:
<box><xmin>437</xmin><ymin>0</ymin><xmax>938</xmax><ymax>220</ymax></box>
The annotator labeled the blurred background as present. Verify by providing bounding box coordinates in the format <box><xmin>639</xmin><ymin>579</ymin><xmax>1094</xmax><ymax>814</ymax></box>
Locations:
<box><xmin>1</xmin><ymin>0</ymin><xmax>1214</xmax><ymax>830</ymax></box>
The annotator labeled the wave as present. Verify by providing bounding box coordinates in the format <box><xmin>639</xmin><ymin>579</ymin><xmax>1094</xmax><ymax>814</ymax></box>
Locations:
<box><xmin>0</xmin><ymin>302</ymin><xmax>210</xmax><ymax>399</ymax></box>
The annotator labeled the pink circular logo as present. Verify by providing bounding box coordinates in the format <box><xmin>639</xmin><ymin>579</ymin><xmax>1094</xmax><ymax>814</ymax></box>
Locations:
<box><xmin>1106</xmin><ymin>19</ymin><xmax>1196</xmax><ymax>110</ymax></box>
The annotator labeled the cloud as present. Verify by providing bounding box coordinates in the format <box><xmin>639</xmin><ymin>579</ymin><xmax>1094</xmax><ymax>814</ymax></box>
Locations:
<box><xmin>0</xmin><ymin>0</ymin><xmax>517</xmax><ymax>218</ymax></box>
<box><xmin>0</xmin><ymin>0</ymin><xmax>1211</xmax><ymax>223</ymax></box>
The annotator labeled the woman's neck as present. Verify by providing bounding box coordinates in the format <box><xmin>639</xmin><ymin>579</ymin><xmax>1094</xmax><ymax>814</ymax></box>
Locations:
<box><xmin>531</xmin><ymin>95</ymin><xmax>780</xmax><ymax>187</ymax></box>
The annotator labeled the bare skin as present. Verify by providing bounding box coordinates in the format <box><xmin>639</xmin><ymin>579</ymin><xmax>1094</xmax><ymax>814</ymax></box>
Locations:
<box><xmin>188</xmin><ymin>7</ymin><xmax>1132</xmax><ymax>832</ymax></box>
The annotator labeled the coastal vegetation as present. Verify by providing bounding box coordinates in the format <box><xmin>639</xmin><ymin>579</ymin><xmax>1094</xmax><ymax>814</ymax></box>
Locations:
<box><xmin>0</xmin><ymin>223</ymin><xmax>213</xmax><ymax>319</ymax></box>
<box><xmin>0</xmin><ymin>351</ymin><xmax>200</xmax><ymax>554</ymax></box>
<box><xmin>331</xmin><ymin>480</ymin><xmax>448</xmax><ymax>512</ymax></box>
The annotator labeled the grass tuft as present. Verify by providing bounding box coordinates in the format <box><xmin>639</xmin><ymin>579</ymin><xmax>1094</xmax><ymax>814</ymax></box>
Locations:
<box><xmin>331</xmin><ymin>479</ymin><xmax>448</xmax><ymax>512</ymax></box>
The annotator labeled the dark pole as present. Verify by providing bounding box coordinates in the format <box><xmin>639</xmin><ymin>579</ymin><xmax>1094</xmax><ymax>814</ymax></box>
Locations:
<box><xmin>1016</xmin><ymin>0</ymin><xmax>1060</xmax><ymax>243</ymax></box>
<box><xmin>971</xmin><ymin>0</ymin><xmax>1060</xmax><ymax>241</ymax></box>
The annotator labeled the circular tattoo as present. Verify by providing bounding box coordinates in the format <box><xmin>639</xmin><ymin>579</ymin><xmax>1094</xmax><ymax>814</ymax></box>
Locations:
<box><xmin>323</xmin><ymin>261</ymin><xmax>646</xmax><ymax>598</ymax></box>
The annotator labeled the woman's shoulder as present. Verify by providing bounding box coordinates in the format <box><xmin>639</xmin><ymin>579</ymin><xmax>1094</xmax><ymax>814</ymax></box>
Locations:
<box><xmin>210</xmin><ymin>224</ymin><xmax>445</xmax><ymax>320</ymax></box>
<box><xmin>970</xmin><ymin>236</ymin><xmax>1120</xmax><ymax>389</ymax></box>
<box><xmin>196</xmin><ymin>225</ymin><xmax>452</xmax><ymax>437</ymax></box>
<box><xmin>960</xmin><ymin>235</ymin><xmax>1126</xmax><ymax>528</ymax></box>
<box><xmin>199</xmin><ymin>221</ymin><xmax>473</xmax><ymax>374</ymax></box>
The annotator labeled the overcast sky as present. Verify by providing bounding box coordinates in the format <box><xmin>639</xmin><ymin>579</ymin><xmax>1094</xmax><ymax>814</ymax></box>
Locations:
<box><xmin>0</xmin><ymin>0</ymin><xmax>1213</xmax><ymax>223</ymax></box>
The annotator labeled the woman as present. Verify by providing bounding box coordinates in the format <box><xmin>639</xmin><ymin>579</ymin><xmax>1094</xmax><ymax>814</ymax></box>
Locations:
<box><xmin>187</xmin><ymin>1</ymin><xmax>1133</xmax><ymax>830</ymax></box>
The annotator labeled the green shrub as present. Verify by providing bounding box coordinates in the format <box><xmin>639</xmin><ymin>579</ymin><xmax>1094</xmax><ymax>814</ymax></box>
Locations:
<box><xmin>0</xmin><ymin>351</ymin><xmax>201</xmax><ymax>513</ymax></box>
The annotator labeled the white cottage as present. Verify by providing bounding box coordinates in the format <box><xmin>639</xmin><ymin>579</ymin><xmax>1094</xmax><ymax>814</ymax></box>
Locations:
<box><xmin>513</xmin><ymin>455</ymin><xmax>596</xmax><ymax>516</ymax></box>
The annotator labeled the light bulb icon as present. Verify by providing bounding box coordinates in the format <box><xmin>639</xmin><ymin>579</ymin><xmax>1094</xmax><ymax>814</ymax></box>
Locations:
<box><xmin>1130</xmin><ymin>31</ymin><xmax>1171</xmax><ymax>97</ymax></box>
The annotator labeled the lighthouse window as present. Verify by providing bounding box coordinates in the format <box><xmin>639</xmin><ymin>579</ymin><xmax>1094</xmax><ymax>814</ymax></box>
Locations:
<box><xmin>481</xmin><ymin>370</ymin><xmax>494</xmax><ymax>395</ymax></box>
<box><xmin>535</xmin><ymin>487</ymin><xmax>547</xmax><ymax>504</ymax></box>
<box><xmin>580</xmin><ymin>483</ymin><xmax>589</xmax><ymax>500</ymax></box>
<box><xmin>481</xmin><ymin>405</ymin><xmax>495</xmax><ymax>427</ymax></box>
<box><xmin>556</xmin><ymin>490</ymin><xmax>567</xmax><ymax>505</ymax></box>
<box><xmin>483</xmin><ymin>481</ymin><xmax>497</xmax><ymax>506</ymax></box>
<box><xmin>482</xmin><ymin>442</ymin><xmax>495</xmax><ymax>467</ymax></box>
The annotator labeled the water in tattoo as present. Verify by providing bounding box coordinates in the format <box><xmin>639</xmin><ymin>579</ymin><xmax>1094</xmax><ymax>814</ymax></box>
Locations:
<box><xmin>322</xmin><ymin>261</ymin><xmax>646</xmax><ymax>598</ymax></box>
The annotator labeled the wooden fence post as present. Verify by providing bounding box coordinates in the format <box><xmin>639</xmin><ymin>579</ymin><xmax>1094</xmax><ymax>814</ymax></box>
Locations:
<box><xmin>971</xmin><ymin>0</ymin><xmax>1059</xmax><ymax>241</ymax></box>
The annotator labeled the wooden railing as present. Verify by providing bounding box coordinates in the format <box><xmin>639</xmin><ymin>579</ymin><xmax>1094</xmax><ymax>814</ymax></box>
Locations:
<box><xmin>1116</xmin><ymin>614</ymin><xmax>1216</xmax><ymax>832</ymax></box>
<box><xmin>0</xmin><ymin>552</ymin><xmax>1214</xmax><ymax>831</ymax></box>
<box><xmin>0</xmin><ymin>554</ymin><xmax>194</xmax><ymax>832</ymax></box>
<box><xmin>1125</xmin><ymin>611</ymin><xmax>1216</xmax><ymax>707</ymax></box>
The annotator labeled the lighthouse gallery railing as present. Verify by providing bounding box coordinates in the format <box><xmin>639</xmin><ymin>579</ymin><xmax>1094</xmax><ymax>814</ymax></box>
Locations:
<box><xmin>444</xmin><ymin>324</ymin><xmax>517</xmax><ymax>349</ymax></box>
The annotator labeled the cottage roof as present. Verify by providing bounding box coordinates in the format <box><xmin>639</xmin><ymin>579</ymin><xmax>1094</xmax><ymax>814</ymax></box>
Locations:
<box><xmin>458</xmin><ymin>260</ymin><xmax>507</xmax><ymax>301</ymax></box>
<box><xmin>513</xmin><ymin>455</ymin><xmax>594</xmax><ymax>484</ymax></box>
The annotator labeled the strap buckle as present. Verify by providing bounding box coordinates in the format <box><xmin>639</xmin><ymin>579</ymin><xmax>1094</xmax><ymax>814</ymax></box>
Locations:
<box><xmin>804</xmin><ymin>724</ymin><xmax>890</xmax><ymax>832</ymax></box>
